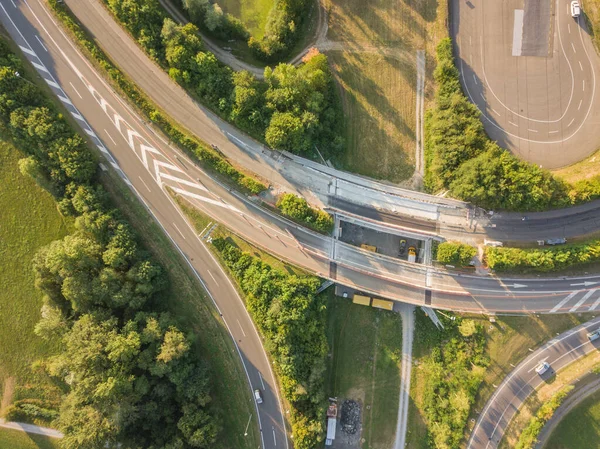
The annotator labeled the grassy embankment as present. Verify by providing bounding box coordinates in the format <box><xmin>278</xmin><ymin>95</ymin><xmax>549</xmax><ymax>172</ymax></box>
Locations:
<box><xmin>407</xmin><ymin>311</ymin><xmax>596</xmax><ymax>449</ymax></box>
<box><xmin>0</xmin><ymin>141</ymin><xmax>68</xmax><ymax>420</ymax></box>
<box><xmin>326</xmin><ymin>295</ymin><xmax>403</xmax><ymax>449</ymax></box>
<box><xmin>544</xmin><ymin>386</ymin><xmax>600</xmax><ymax>449</ymax></box>
<box><xmin>1</xmin><ymin>26</ymin><xmax>258</xmax><ymax>448</ymax></box>
<box><xmin>0</xmin><ymin>428</ymin><xmax>61</xmax><ymax>449</ymax></box>
<box><xmin>217</xmin><ymin>0</ymin><xmax>273</xmax><ymax>38</ymax></box>
<box><xmin>323</xmin><ymin>0</ymin><xmax>447</xmax><ymax>183</ymax></box>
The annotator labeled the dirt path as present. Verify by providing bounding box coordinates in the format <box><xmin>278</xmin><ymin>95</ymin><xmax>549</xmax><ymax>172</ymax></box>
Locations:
<box><xmin>395</xmin><ymin>304</ymin><xmax>415</xmax><ymax>449</ymax></box>
<box><xmin>0</xmin><ymin>377</ymin><xmax>15</xmax><ymax>414</ymax></box>
<box><xmin>0</xmin><ymin>419</ymin><xmax>63</xmax><ymax>439</ymax></box>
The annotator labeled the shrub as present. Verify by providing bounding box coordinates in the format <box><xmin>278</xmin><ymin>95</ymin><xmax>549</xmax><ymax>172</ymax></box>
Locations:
<box><xmin>276</xmin><ymin>193</ymin><xmax>333</xmax><ymax>233</ymax></box>
<box><xmin>436</xmin><ymin>241</ymin><xmax>477</xmax><ymax>266</ymax></box>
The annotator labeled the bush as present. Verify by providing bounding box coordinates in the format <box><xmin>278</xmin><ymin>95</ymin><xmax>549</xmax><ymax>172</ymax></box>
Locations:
<box><xmin>436</xmin><ymin>241</ymin><xmax>477</xmax><ymax>266</ymax></box>
<box><xmin>212</xmin><ymin>238</ymin><xmax>328</xmax><ymax>449</ymax></box>
<box><xmin>3</xmin><ymin>399</ymin><xmax>59</xmax><ymax>424</ymax></box>
<box><xmin>276</xmin><ymin>193</ymin><xmax>333</xmax><ymax>233</ymax></box>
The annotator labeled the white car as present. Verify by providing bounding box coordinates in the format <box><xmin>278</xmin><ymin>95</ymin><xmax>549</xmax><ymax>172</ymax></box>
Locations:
<box><xmin>588</xmin><ymin>329</ymin><xmax>600</xmax><ymax>341</ymax></box>
<box><xmin>254</xmin><ymin>389</ymin><xmax>263</xmax><ymax>404</ymax></box>
<box><xmin>571</xmin><ymin>1</ymin><xmax>581</xmax><ymax>18</ymax></box>
<box><xmin>535</xmin><ymin>361</ymin><xmax>551</xmax><ymax>375</ymax></box>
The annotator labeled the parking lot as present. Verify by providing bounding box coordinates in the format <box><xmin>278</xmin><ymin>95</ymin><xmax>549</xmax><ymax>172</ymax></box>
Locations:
<box><xmin>338</xmin><ymin>220</ymin><xmax>424</xmax><ymax>263</ymax></box>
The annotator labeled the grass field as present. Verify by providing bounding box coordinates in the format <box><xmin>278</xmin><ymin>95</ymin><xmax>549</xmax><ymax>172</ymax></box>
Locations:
<box><xmin>583</xmin><ymin>0</ymin><xmax>600</xmax><ymax>53</ymax></box>
<box><xmin>552</xmin><ymin>148</ymin><xmax>600</xmax><ymax>184</ymax></box>
<box><xmin>323</xmin><ymin>0</ymin><xmax>447</xmax><ymax>183</ymax></box>
<box><xmin>0</xmin><ymin>428</ymin><xmax>61</xmax><ymax>449</ymax></box>
<box><xmin>216</xmin><ymin>0</ymin><xmax>273</xmax><ymax>38</ymax></box>
<box><xmin>544</xmin><ymin>386</ymin><xmax>600</xmax><ymax>449</ymax></box>
<box><xmin>0</xmin><ymin>139</ymin><xmax>68</xmax><ymax>419</ymax></box>
<box><xmin>326</xmin><ymin>294</ymin><xmax>403</xmax><ymax>449</ymax></box>
<box><xmin>407</xmin><ymin>311</ymin><xmax>595</xmax><ymax>449</ymax></box>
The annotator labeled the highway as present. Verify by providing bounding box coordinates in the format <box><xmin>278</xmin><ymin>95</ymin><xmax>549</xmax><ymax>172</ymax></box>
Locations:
<box><xmin>452</xmin><ymin>0</ymin><xmax>600</xmax><ymax>169</ymax></box>
<box><xmin>0</xmin><ymin>2</ymin><xmax>289</xmax><ymax>448</ymax></box>
<box><xmin>468</xmin><ymin>316</ymin><xmax>600</xmax><ymax>449</ymax></box>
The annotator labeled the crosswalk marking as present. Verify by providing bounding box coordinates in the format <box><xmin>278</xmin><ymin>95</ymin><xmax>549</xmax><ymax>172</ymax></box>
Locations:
<box><xmin>570</xmin><ymin>289</ymin><xmax>596</xmax><ymax>312</ymax></box>
<box><xmin>550</xmin><ymin>291</ymin><xmax>580</xmax><ymax>313</ymax></box>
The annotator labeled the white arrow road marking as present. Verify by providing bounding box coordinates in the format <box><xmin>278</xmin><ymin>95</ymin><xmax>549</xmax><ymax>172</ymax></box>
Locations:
<box><xmin>570</xmin><ymin>281</ymin><xmax>599</xmax><ymax>287</ymax></box>
<box><xmin>510</xmin><ymin>283</ymin><xmax>528</xmax><ymax>289</ymax></box>
<box><xmin>550</xmin><ymin>291</ymin><xmax>580</xmax><ymax>313</ymax></box>
<box><xmin>570</xmin><ymin>289</ymin><xmax>596</xmax><ymax>312</ymax></box>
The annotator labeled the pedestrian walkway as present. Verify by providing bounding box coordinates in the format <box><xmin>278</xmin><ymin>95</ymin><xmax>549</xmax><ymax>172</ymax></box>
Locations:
<box><xmin>0</xmin><ymin>418</ymin><xmax>63</xmax><ymax>438</ymax></box>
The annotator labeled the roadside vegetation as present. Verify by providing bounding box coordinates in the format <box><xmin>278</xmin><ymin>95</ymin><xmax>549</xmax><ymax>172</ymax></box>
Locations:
<box><xmin>435</xmin><ymin>241</ymin><xmax>477</xmax><ymax>266</ymax></box>
<box><xmin>426</xmin><ymin>38</ymin><xmax>600</xmax><ymax>211</ymax></box>
<box><xmin>324</xmin><ymin>0</ymin><xmax>447</xmax><ymax>183</ymax></box>
<box><xmin>407</xmin><ymin>311</ymin><xmax>595</xmax><ymax>449</ymax></box>
<box><xmin>0</xmin><ymin>140</ymin><xmax>67</xmax><ymax>425</ymax></box>
<box><xmin>101</xmin><ymin>0</ymin><xmax>344</xmax><ymax>157</ymax></box>
<box><xmin>545</xmin><ymin>386</ymin><xmax>600</xmax><ymax>449</ymax></box>
<box><xmin>175</xmin><ymin>0</ymin><xmax>313</xmax><ymax>62</ymax></box>
<box><xmin>515</xmin><ymin>386</ymin><xmax>573</xmax><ymax>449</ymax></box>
<box><xmin>276</xmin><ymin>193</ymin><xmax>333</xmax><ymax>233</ymax></box>
<box><xmin>212</xmin><ymin>237</ymin><xmax>328</xmax><ymax>449</ymax></box>
<box><xmin>326</xmin><ymin>294</ymin><xmax>403</xmax><ymax>449</ymax></box>
<box><xmin>0</xmin><ymin>35</ymin><xmax>260</xmax><ymax>449</ymax></box>
<box><xmin>0</xmin><ymin>428</ymin><xmax>61</xmax><ymax>449</ymax></box>
<box><xmin>583</xmin><ymin>0</ymin><xmax>600</xmax><ymax>53</ymax></box>
<box><xmin>485</xmin><ymin>239</ymin><xmax>600</xmax><ymax>273</ymax></box>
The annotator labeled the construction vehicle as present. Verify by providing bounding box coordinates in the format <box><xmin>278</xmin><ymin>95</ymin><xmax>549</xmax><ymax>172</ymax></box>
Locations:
<box><xmin>408</xmin><ymin>246</ymin><xmax>417</xmax><ymax>263</ymax></box>
<box><xmin>361</xmin><ymin>243</ymin><xmax>377</xmax><ymax>253</ymax></box>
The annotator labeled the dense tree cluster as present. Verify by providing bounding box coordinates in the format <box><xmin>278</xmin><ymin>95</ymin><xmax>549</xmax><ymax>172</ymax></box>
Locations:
<box><xmin>0</xmin><ymin>40</ymin><xmax>217</xmax><ymax>448</ymax></box>
<box><xmin>425</xmin><ymin>39</ymin><xmax>570</xmax><ymax>211</ymax></box>
<box><xmin>179</xmin><ymin>0</ymin><xmax>249</xmax><ymax>41</ymax></box>
<box><xmin>212</xmin><ymin>238</ymin><xmax>328</xmax><ymax>449</ymax></box>
<box><xmin>415</xmin><ymin>314</ymin><xmax>489</xmax><ymax>449</ymax></box>
<box><xmin>276</xmin><ymin>193</ymin><xmax>333</xmax><ymax>233</ymax></box>
<box><xmin>435</xmin><ymin>242</ymin><xmax>477</xmax><ymax>267</ymax></box>
<box><xmin>485</xmin><ymin>239</ymin><xmax>600</xmax><ymax>273</ymax></box>
<box><xmin>103</xmin><ymin>0</ymin><xmax>344</xmax><ymax>156</ymax></box>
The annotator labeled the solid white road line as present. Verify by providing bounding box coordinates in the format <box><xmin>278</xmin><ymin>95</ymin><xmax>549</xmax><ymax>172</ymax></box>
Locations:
<box><xmin>35</xmin><ymin>35</ymin><xmax>47</xmax><ymax>51</ymax></box>
<box><xmin>570</xmin><ymin>289</ymin><xmax>595</xmax><ymax>312</ymax></box>
<box><xmin>550</xmin><ymin>291</ymin><xmax>579</xmax><ymax>313</ymax></box>
<box><xmin>138</xmin><ymin>176</ymin><xmax>151</xmax><ymax>192</ymax></box>
<box><xmin>104</xmin><ymin>129</ymin><xmax>117</xmax><ymax>145</ymax></box>
<box><xmin>237</xmin><ymin>319</ymin><xmax>247</xmax><ymax>338</ymax></box>
<box><xmin>172</xmin><ymin>222</ymin><xmax>186</xmax><ymax>239</ymax></box>
<box><xmin>207</xmin><ymin>269</ymin><xmax>219</xmax><ymax>286</ymax></box>
<box><xmin>10</xmin><ymin>0</ymin><xmax>16</xmax><ymax>8</ymax></box>
<box><xmin>69</xmin><ymin>81</ymin><xmax>82</xmax><ymax>98</ymax></box>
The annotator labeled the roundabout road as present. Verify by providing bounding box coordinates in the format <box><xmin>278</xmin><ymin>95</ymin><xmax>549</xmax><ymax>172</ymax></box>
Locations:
<box><xmin>452</xmin><ymin>0</ymin><xmax>600</xmax><ymax>169</ymax></box>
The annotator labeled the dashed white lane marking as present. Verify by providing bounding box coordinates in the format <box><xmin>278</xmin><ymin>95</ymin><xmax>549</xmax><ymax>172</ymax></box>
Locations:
<box><xmin>492</xmin><ymin>108</ymin><xmax>500</xmax><ymax>115</ymax></box>
<box><xmin>583</xmin><ymin>80</ymin><xmax>586</xmax><ymax>91</ymax></box>
<box><xmin>568</xmin><ymin>23</ymin><xmax>571</xmax><ymax>34</ymax></box>
<box><xmin>568</xmin><ymin>118</ymin><xmax>575</xmax><ymax>127</ymax></box>
<box><xmin>579</xmin><ymin>60</ymin><xmax>584</xmax><ymax>71</ymax></box>
<box><xmin>508</xmin><ymin>120</ymin><xmax>518</xmax><ymax>126</ymax></box>
<box><xmin>259</xmin><ymin>371</ymin><xmax>265</xmax><ymax>389</ymax></box>
<box><xmin>578</xmin><ymin>99</ymin><xmax>583</xmax><ymax>110</ymax></box>
<box><xmin>35</xmin><ymin>35</ymin><xmax>47</xmax><ymax>52</ymax></box>
<box><xmin>572</xmin><ymin>42</ymin><xmax>577</xmax><ymax>53</ymax></box>
<box><xmin>480</xmin><ymin>92</ymin><xmax>485</xmax><ymax>100</ymax></box>
<box><xmin>104</xmin><ymin>129</ymin><xmax>116</xmax><ymax>145</ymax></box>
<box><xmin>138</xmin><ymin>176</ymin><xmax>152</xmax><ymax>192</ymax></box>
<box><xmin>272</xmin><ymin>427</ymin><xmax>277</xmax><ymax>447</ymax></box>
<box><xmin>550</xmin><ymin>291</ymin><xmax>579</xmax><ymax>313</ymax></box>
<box><xmin>69</xmin><ymin>82</ymin><xmax>82</xmax><ymax>98</ymax></box>
<box><xmin>549</xmin><ymin>130</ymin><xmax>559</xmax><ymax>134</ymax></box>
<box><xmin>173</xmin><ymin>222</ymin><xmax>186</xmax><ymax>239</ymax></box>
<box><xmin>589</xmin><ymin>295</ymin><xmax>600</xmax><ymax>311</ymax></box>
<box><xmin>237</xmin><ymin>319</ymin><xmax>247</xmax><ymax>338</ymax></box>
<box><xmin>473</xmin><ymin>74</ymin><xmax>478</xmax><ymax>84</ymax></box>
<box><xmin>570</xmin><ymin>289</ymin><xmax>595</xmax><ymax>312</ymax></box>
<box><xmin>528</xmin><ymin>128</ymin><xmax>538</xmax><ymax>133</ymax></box>
<box><xmin>207</xmin><ymin>269</ymin><xmax>219</xmax><ymax>286</ymax></box>
<box><xmin>10</xmin><ymin>0</ymin><xmax>15</xmax><ymax>8</ymax></box>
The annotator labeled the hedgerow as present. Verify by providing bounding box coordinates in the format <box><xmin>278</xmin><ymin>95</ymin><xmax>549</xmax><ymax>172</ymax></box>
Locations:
<box><xmin>276</xmin><ymin>193</ymin><xmax>334</xmax><ymax>233</ymax></box>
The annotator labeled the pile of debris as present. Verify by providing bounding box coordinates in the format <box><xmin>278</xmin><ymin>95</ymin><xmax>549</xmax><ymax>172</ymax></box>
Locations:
<box><xmin>340</xmin><ymin>400</ymin><xmax>361</xmax><ymax>435</ymax></box>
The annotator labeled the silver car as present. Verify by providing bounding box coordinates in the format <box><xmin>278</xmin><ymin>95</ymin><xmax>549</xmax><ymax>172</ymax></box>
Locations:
<box><xmin>254</xmin><ymin>389</ymin><xmax>263</xmax><ymax>404</ymax></box>
<box><xmin>535</xmin><ymin>361</ymin><xmax>550</xmax><ymax>375</ymax></box>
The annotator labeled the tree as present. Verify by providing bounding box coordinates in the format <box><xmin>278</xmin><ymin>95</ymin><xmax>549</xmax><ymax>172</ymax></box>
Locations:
<box><xmin>204</xmin><ymin>3</ymin><xmax>223</xmax><ymax>31</ymax></box>
<box><xmin>265</xmin><ymin>111</ymin><xmax>305</xmax><ymax>151</ymax></box>
<box><xmin>182</xmin><ymin>0</ymin><xmax>209</xmax><ymax>22</ymax></box>
<box><xmin>436</xmin><ymin>242</ymin><xmax>477</xmax><ymax>266</ymax></box>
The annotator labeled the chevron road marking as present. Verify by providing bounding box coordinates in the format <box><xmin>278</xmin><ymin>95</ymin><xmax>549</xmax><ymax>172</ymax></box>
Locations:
<box><xmin>159</xmin><ymin>172</ymin><xmax>208</xmax><ymax>191</ymax></box>
<box><xmin>171</xmin><ymin>186</ymin><xmax>240</xmax><ymax>211</ymax></box>
<box><xmin>570</xmin><ymin>289</ymin><xmax>596</xmax><ymax>312</ymax></box>
<box><xmin>550</xmin><ymin>291</ymin><xmax>580</xmax><ymax>313</ymax></box>
<box><xmin>589</xmin><ymin>295</ymin><xmax>600</xmax><ymax>311</ymax></box>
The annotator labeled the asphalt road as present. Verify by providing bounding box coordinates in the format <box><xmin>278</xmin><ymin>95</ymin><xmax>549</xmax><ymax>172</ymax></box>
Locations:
<box><xmin>452</xmin><ymin>0</ymin><xmax>600</xmax><ymax>169</ymax></box>
<box><xmin>468</xmin><ymin>316</ymin><xmax>600</xmax><ymax>449</ymax></box>
<box><xmin>0</xmin><ymin>2</ymin><xmax>289</xmax><ymax>448</ymax></box>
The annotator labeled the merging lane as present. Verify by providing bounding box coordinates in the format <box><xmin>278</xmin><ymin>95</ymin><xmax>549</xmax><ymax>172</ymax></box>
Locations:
<box><xmin>0</xmin><ymin>2</ymin><xmax>288</xmax><ymax>448</ymax></box>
